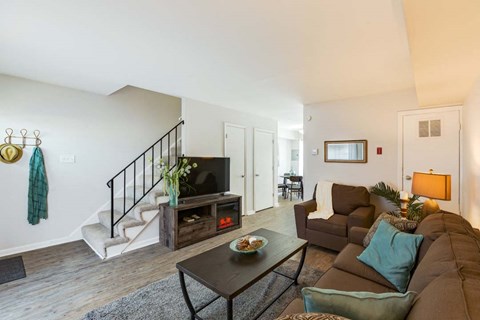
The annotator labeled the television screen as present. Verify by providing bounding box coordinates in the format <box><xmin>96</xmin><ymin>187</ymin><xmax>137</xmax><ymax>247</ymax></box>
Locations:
<box><xmin>178</xmin><ymin>157</ymin><xmax>230</xmax><ymax>198</ymax></box>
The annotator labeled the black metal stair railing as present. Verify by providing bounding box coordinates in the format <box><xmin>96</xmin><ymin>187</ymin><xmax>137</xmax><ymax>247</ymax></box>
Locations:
<box><xmin>106</xmin><ymin>120</ymin><xmax>184</xmax><ymax>238</ymax></box>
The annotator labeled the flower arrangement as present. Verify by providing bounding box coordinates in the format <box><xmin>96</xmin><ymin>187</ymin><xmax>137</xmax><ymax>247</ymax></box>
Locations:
<box><xmin>160</xmin><ymin>158</ymin><xmax>197</xmax><ymax>206</ymax></box>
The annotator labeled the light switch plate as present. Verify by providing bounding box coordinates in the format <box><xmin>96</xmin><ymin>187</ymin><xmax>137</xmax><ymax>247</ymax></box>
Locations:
<box><xmin>60</xmin><ymin>154</ymin><xmax>75</xmax><ymax>163</ymax></box>
<box><xmin>311</xmin><ymin>148</ymin><xmax>319</xmax><ymax>155</ymax></box>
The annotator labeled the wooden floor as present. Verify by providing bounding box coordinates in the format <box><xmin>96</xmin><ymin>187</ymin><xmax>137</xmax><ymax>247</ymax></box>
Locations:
<box><xmin>0</xmin><ymin>198</ymin><xmax>336</xmax><ymax>320</ymax></box>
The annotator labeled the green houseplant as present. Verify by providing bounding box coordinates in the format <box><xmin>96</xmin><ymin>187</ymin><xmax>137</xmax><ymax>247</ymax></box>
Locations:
<box><xmin>370</xmin><ymin>182</ymin><xmax>424</xmax><ymax>221</ymax></box>
<box><xmin>160</xmin><ymin>158</ymin><xmax>197</xmax><ymax>206</ymax></box>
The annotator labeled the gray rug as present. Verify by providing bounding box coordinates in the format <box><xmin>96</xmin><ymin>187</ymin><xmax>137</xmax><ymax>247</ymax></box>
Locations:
<box><xmin>0</xmin><ymin>256</ymin><xmax>26</xmax><ymax>285</ymax></box>
<box><xmin>82</xmin><ymin>259</ymin><xmax>322</xmax><ymax>320</ymax></box>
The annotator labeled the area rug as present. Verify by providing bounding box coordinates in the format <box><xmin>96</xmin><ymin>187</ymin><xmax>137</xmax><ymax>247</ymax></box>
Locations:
<box><xmin>0</xmin><ymin>256</ymin><xmax>26</xmax><ymax>285</ymax></box>
<box><xmin>82</xmin><ymin>259</ymin><xmax>322</xmax><ymax>320</ymax></box>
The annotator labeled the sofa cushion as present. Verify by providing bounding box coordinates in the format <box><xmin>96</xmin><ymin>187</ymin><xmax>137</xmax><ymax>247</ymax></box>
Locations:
<box><xmin>302</xmin><ymin>287</ymin><xmax>416</xmax><ymax>320</ymax></box>
<box><xmin>408</xmin><ymin>232</ymin><xmax>480</xmax><ymax>293</ymax></box>
<box><xmin>331</xmin><ymin>184</ymin><xmax>370</xmax><ymax>215</ymax></box>
<box><xmin>414</xmin><ymin>212</ymin><xmax>479</xmax><ymax>263</ymax></box>
<box><xmin>357</xmin><ymin>220</ymin><xmax>423</xmax><ymax>292</ymax></box>
<box><xmin>307</xmin><ymin>214</ymin><xmax>348</xmax><ymax>237</ymax></box>
<box><xmin>333</xmin><ymin>243</ymin><xmax>397</xmax><ymax>290</ymax></box>
<box><xmin>314</xmin><ymin>268</ymin><xmax>395</xmax><ymax>293</ymax></box>
<box><xmin>363</xmin><ymin>212</ymin><xmax>418</xmax><ymax>247</ymax></box>
<box><xmin>406</xmin><ymin>268</ymin><xmax>480</xmax><ymax>320</ymax></box>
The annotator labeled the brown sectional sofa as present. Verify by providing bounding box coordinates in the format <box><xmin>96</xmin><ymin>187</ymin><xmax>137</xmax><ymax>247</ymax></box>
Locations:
<box><xmin>282</xmin><ymin>212</ymin><xmax>480</xmax><ymax>319</ymax></box>
<box><xmin>294</xmin><ymin>184</ymin><xmax>375</xmax><ymax>252</ymax></box>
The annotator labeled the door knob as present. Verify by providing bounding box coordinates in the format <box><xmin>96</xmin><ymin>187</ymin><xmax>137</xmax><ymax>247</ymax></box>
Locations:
<box><xmin>241</xmin><ymin>175</ymin><xmax>245</xmax><ymax>178</ymax></box>
<box><xmin>405</xmin><ymin>175</ymin><xmax>412</xmax><ymax>180</ymax></box>
<box><xmin>255</xmin><ymin>174</ymin><xmax>260</xmax><ymax>177</ymax></box>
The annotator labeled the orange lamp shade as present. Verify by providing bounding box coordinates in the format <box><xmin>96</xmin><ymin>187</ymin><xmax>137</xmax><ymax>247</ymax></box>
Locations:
<box><xmin>411</xmin><ymin>172</ymin><xmax>451</xmax><ymax>200</ymax></box>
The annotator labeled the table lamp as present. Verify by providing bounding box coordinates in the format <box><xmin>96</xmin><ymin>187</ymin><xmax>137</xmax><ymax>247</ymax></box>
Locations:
<box><xmin>411</xmin><ymin>169</ymin><xmax>451</xmax><ymax>215</ymax></box>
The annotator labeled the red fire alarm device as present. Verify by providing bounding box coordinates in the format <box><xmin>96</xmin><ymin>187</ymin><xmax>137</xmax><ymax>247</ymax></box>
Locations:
<box><xmin>377</xmin><ymin>147</ymin><xmax>382</xmax><ymax>155</ymax></box>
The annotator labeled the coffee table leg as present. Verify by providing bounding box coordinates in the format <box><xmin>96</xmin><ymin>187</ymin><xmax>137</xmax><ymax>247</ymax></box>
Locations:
<box><xmin>293</xmin><ymin>246</ymin><xmax>307</xmax><ymax>285</ymax></box>
<box><xmin>179</xmin><ymin>271</ymin><xmax>196</xmax><ymax>320</ymax></box>
<box><xmin>227</xmin><ymin>299</ymin><xmax>233</xmax><ymax>320</ymax></box>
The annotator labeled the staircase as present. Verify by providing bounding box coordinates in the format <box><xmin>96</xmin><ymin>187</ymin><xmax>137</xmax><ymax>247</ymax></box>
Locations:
<box><xmin>81</xmin><ymin>121</ymin><xmax>184</xmax><ymax>259</ymax></box>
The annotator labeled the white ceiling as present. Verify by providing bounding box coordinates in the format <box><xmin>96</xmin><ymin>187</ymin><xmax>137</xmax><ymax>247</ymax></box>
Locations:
<box><xmin>0</xmin><ymin>0</ymin><xmax>415</xmax><ymax>129</ymax></box>
<box><xmin>404</xmin><ymin>0</ymin><xmax>480</xmax><ymax>107</ymax></box>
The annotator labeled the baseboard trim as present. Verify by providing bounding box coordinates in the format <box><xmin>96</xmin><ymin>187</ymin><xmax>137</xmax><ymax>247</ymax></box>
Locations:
<box><xmin>246</xmin><ymin>210</ymin><xmax>256</xmax><ymax>215</ymax></box>
<box><xmin>0</xmin><ymin>235</ymin><xmax>81</xmax><ymax>258</ymax></box>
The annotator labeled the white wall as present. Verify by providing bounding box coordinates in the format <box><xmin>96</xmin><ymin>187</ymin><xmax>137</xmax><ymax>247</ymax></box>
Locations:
<box><xmin>462</xmin><ymin>77</ymin><xmax>480</xmax><ymax>228</ymax></box>
<box><xmin>0</xmin><ymin>75</ymin><xmax>181</xmax><ymax>254</ymax></box>
<box><xmin>304</xmin><ymin>89</ymin><xmax>418</xmax><ymax>211</ymax></box>
<box><xmin>278</xmin><ymin>138</ymin><xmax>292</xmax><ymax>180</ymax></box>
<box><xmin>182</xmin><ymin>98</ymin><xmax>278</xmax><ymax>213</ymax></box>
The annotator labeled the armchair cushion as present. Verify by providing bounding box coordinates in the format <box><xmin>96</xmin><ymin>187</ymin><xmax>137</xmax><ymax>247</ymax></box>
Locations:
<box><xmin>332</xmin><ymin>184</ymin><xmax>370</xmax><ymax>215</ymax></box>
<box><xmin>347</xmin><ymin>206</ymin><xmax>375</xmax><ymax>230</ymax></box>
<box><xmin>307</xmin><ymin>214</ymin><xmax>348</xmax><ymax>237</ymax></box>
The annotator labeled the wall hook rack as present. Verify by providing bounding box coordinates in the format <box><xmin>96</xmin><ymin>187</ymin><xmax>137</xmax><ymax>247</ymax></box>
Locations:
<box><xmin>4</xmin><ymin>128</ymin><xmax>42</xmax><ymax>148</ymax></box>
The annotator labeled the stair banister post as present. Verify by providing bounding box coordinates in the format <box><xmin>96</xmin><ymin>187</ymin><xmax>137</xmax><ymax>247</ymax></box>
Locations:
<box><xmin>110</xmin><ymin>179</ymin><xmax>114</xmax><ymax>238</ymax></box>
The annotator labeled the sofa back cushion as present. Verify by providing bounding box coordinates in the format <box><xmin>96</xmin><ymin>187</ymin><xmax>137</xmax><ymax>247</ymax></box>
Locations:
<box><xmin>414</xmin><ymin>212</ymin><xmax>479</xmax><ymax>263</ymax></box>
<box><xmin>408</xmin><ymin>232</ymin><xmax>480</xmax><ymax>293</ymax></box>
<box><xmin>406</xmin><ymin>267</ymin><xmax>480</xmax><ymax>320</ymax></box>
<box><xmin>317</xmin><ymin>184</ymin><xmax>370</xmax><ymax>215</ymax></box>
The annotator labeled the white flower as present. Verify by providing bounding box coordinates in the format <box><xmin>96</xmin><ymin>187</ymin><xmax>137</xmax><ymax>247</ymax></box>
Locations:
<box><xmin>192</xmin><ymin>163</ymin><xmax>198</xmax><ymax>168</ymax></box>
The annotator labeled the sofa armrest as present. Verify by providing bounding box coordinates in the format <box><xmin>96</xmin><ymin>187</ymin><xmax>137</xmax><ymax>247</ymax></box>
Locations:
<box><xmin>294</xmin><ymin>199</ymin><xmax>317</xmax><ymax>239</ymax></box>
<box><xmin>347</xmin><ymin>205</ymin><xmax>375</xmax><ymax>229</ymax></box>
<box><xmin>348</xmin><ymin>226</ymin><xmax>370</xmax><ymax>246</ymax></box>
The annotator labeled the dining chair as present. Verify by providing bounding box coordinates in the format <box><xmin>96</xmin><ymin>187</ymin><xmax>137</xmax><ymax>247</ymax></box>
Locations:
<box><xmin>288</xmin><ymin>176</ymin><xmax>303</xmax><ymax>201</ymax></box>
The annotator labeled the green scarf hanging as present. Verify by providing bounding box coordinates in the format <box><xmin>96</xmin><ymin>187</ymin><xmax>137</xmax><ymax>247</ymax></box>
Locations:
<box><xmin>28</xmin><ymin>147</ymin><xmax>48</xmax><ymax>225</ymax></box>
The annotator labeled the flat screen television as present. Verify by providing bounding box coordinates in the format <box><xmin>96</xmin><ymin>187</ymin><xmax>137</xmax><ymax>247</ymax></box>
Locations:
<box><xmin>178</xmin><ymin>157</ymin><xmax>230</xmax><ymax>199</ymax></box>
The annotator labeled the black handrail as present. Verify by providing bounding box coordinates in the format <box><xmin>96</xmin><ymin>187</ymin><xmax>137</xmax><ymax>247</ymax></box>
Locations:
<box><xmin>107</xmin><ymin>120</ymin><xmax>184</xmax><ymax>238</ymax></box>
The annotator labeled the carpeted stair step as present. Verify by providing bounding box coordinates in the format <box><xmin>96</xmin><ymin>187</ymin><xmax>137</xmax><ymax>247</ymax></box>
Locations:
<box><xmin>133</xmin><ymin>203</ymin><xmax>160</xmax><ymax>221</ymax></box>
<box><xmin>148</xmin><ymin>190</ymin><xmax>168</xmax><ymax>205</ymax></box>
<box><xmin>126</xmin><ymin>185</ymin><xmax>147</xmax><ymax>200</ymax></box>
<box><xmin>113</xmin><ymin>197</ymin><xmax>148</xmax><ymax>212</ymax></box>
<box><xmin>97</xmin><ymin>210</ymin><xmax>144</xmax><ymax>238</ymax></box>
<box><xmin>81</xmin><ymin>224</ymin><xmax>129</xmax><ymax>259</ymax></box>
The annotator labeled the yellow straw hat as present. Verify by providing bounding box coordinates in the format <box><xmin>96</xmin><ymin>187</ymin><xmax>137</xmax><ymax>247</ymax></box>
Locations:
<box><xmin>0</xmin><ymin>143</ymin><xmax>23</xmax><ymax>164</ymax></box>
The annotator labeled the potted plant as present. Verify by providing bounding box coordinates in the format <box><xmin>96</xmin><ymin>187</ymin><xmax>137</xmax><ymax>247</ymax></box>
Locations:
<box><xmin>370</xmin><ymin>182</ymin><xmax>424</xmax><ymax>221</ymax></box>
<box><xmin>160</xmin><ymin>158</ymin><xmax>197</xmax><ymax>206</ymax></box>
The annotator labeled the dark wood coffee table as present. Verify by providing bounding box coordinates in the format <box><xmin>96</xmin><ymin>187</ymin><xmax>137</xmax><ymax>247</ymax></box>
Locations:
<box><xmin>176</xmin><ymin>228</ymin><xmax>308</xmax><ymax>320</ymax></box>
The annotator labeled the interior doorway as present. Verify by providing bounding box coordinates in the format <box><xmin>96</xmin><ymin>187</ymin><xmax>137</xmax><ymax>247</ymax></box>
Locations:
<box><xmin>398</xmin><ymin>106</ymin><xmax>462</xmax><ymax>214</ymax></box>
<box><xmin>224</xmin><ymin>123</ymin><xmax>246</xmax><ymax>215</ymax></box>
<box><xmin>254</xmin><ymin>128</ymin><xmax>275</xmax><ymax>212</ymax></box>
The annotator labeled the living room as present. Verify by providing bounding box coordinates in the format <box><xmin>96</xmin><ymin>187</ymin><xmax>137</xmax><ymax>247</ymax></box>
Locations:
<box><xmin>1</xmin><ymin>1</ymin><xmax>480</xmax><ymax>319</ymax></box>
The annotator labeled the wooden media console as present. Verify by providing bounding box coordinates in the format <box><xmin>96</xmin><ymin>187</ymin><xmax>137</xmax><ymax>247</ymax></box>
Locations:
<box><xmin>159</xmin><ymin>194</ymin><xmax>242</xmax><ymax>250</ymax></box>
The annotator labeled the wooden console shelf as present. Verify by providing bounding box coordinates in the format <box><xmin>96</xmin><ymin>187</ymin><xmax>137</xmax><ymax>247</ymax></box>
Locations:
<box><xmin>159</xmin><ymin>194</ymin><xmax>242</xmax><ymax>250</ymax></box>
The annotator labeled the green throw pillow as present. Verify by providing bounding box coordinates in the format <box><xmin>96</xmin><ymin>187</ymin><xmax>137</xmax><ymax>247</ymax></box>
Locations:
<box><xmin>302</xmin><ymin>287</ymin><xmax>417</xmax><ymax>320</ymax></box>
<box><xmin>357</xmin><ymin>220</ymin><xmax>424</xmax><ymax>292</ymax></box>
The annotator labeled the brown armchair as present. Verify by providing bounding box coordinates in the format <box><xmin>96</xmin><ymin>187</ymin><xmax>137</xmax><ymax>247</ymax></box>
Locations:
<box><xmin>294</xmin><ymin>183</ymin><xmax>375</xmax><ymax>251</ymax></box>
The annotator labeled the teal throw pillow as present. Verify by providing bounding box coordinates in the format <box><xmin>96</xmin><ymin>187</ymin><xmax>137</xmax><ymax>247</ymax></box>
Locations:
<box><xmin>302</xmin><ymin>287</ymin><xmax>417</xmax><ymax>320</ymax></box>
<box><xmin>357</xmin><ymin>220</ymin><xmax>424</xmax><ymax>292</ymax></box>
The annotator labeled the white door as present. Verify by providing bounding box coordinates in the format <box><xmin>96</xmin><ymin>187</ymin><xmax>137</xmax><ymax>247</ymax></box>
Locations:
<box><xmin>399</xmin><ymin>107</ymin><xmax>461</xmax><ymax>213</ymax></box>
<box><xmin>225</xmin><ymin>124</ymin><xmax>246</xmax><ymax>214</ymax></box>
<box><xmin>254</xmin><ymin>129</ymin><xmax>274</xmax><ymax>211</ymax></box>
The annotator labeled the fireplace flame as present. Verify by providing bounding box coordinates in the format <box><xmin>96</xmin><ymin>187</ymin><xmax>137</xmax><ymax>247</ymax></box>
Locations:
<box><xmin>218</xmin><ymin>216</ymin><xmax>234</xmax><ymax>229</ymax></box>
